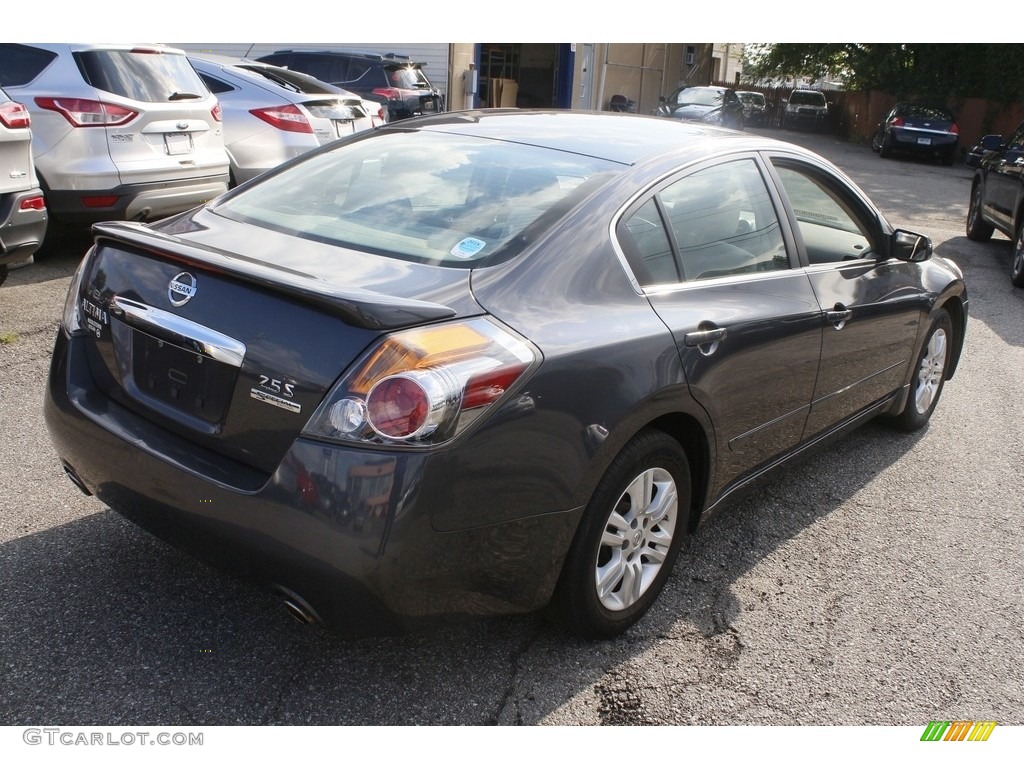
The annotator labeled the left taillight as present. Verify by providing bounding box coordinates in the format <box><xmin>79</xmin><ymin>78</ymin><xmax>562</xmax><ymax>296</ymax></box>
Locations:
<box><xmin>250</xmin><ymin>104</ymin><xmax>313</xmax><ymax>134</ymax></box>
<box><xmin>211</xmin><ymin>102</ymin><xmax>222</xmax><ymax>123</ymax></box>
<box><xmin>35</xmin><ymin>97</ymin><xmax>137</xmax><ymax>127</ymax></box>
<box><xmin>0</xmin><ymin>101</ymin><xmax>31</xmax><ymax>129</ymax></box>
<box><xmin>303</xmin><ymin>317</ymin><xmax>538</xmax><ymax>447</ymax></box>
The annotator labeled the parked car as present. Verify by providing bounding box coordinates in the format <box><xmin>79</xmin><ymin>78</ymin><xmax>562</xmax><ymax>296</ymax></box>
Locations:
<box><xmin>46</xmin><ymin>111</ymin><xmax>967</xmax><ymax>639</ymax></box>
<box><xmin>871</xmin><ymin>103</ymin><xmax>958</xmax><ymax>165</ymax></box>
<box><xmin>656</xmin><ymin>85</ymin><xmax>744</xmax><ymax>129</ymax></box>
<box><xmin>736</xmin><ymin>90</ymin><xmax>767</xmax><ymax>126</ymax></box>
<box><xmin>188</xmin><ymin>55</ymin><xmax>377</xmax><ymax>186</ymax></box>
<box><xmin>781</xmin><ymin>89</ymin><xmax>829</xmax><ymax>130</ymax></box>
<box><xmin>966</xmin><ymin>120</ymin><xmax>1024</xmax><ymax>286</ymax></box>
<box><xmin>0</xmin><ymin>43</ymin><xmax>229</xmax><ymax>244</ymax></box>
<box><xmin>0</xmin><ymin>86</ymin><xmax>46</xmax><ymax>285</ymax></box>
<box><xmin>256</xmin><ymin>50</ymin><xmax>443</xmax><ymax>122</ymax></box>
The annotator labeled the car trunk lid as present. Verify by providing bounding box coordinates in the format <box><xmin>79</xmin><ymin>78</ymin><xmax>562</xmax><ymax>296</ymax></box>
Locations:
<box><xmin>76</xmin><ymin>216</ymin><xmax>479</xmax><ymax>474</ymax></box>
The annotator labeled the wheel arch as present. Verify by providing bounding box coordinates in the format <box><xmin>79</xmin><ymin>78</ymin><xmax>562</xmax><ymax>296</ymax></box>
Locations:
<box><xmin>939</xmin><ymin>294</ymin><xmax>967</xmax><ymax>380</ymax></box>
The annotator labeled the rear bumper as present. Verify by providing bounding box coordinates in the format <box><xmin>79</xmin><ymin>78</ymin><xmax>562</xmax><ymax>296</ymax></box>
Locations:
<box><xmin>45</xmin><ymin>174</ymin><xmax>229</xmax><ymax>225</ymax></box>
<box><xmin>44</xmin><ymin>328</ymin><xmax>579</xmax><ymax>634</ymax></box>
<box><xmin>890</xmin><ymin>129</ymin><xmax>957</xmax><ymax>156</ymax></box>
<box><xmin>0</xmin><ymin>188</ymin><xmax>47</xmax><ymax>266</ymax></box>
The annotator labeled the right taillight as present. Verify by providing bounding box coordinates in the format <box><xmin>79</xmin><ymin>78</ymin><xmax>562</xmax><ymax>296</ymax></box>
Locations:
<box><xmin>250</xmin><ymin>104</ymin><xmax>313</xmax><ymax>134</ymax></box>
<box><xmin>304</xmin><ymin>317</ymin><xmax>539</xmax><ymax>447</ymax></box>
<box><xmin>0</xmin><ymin>101</ymin><xmax>31</xmax><ymax>129</ymax></box>
<box><xmin>35</xmin><ymin>97</ymin><xmax>137</xmax><ymax>127</ymax></box>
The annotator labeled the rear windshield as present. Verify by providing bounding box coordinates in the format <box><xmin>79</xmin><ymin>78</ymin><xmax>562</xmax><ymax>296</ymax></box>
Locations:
<box><xmin>384</xmin><ymin>65</ymin><xmax>433</xmax><ymax>90</ymax></box>
<box><xmin>213</xmin><ymin>129</ymin><xmax>620</xmax><ymax>267</ymax></box>
<box><xmin>74</xmin><ymin>49</ymin><xmax>210</xmax><ymax>103</ymax></box>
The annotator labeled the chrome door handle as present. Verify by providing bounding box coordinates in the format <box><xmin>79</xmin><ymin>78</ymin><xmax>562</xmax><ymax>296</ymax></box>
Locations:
<box><xmin>825</xmin><ymin>307</ymin><xmax>852</xmax><ymax>330</ymax></box>
<box><xmin>684</xmin><ymin>327</ymin><xmax>727</xmax><ymax>347</ymax></box>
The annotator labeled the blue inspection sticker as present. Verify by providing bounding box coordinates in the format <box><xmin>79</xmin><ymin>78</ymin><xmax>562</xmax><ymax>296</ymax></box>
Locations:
<box><xmin>450</xmin><ymin>237</ymin><xmax>487</xmax><ymax>259</ymax></box>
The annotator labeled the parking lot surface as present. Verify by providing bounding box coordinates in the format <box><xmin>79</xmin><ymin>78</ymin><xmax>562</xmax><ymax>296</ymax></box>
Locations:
<box><xmin>1</xmin><ymin>126</ymin><xmax>1022</xmax><ymax>727</ymax></box>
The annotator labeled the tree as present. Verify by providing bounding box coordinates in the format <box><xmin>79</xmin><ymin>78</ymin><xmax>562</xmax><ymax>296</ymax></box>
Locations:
<box><xmin>743</xmin><ymin>44</ymin><xmax>1024</xmax><ymax>103</ymax></box>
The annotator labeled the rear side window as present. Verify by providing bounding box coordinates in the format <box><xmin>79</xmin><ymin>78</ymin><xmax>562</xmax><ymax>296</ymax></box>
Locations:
<box><xmin>0</xmin><ymin>44</ymin><xmax>57</xmax><ymax>87</ymax></box>
<box><xmin>198</xmin><ymin>73</ymin><xmax>234</xmax><ymax>95</ymax></box>
<box><xmin>74</xmin><ymin>50</ymin><xmax>210</xmax><ymax>103</ymax></box>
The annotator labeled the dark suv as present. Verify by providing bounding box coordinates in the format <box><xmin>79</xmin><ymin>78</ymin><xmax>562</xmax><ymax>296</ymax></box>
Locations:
<box><xmin>256</xmin><ymin>50</ymin><xmax>443</xmax><ymax>121</ymax></box>
<box><xmin>966</xmin><ymin>119</ymin><xmax>1024</xmax><ymax>287</ymax></box>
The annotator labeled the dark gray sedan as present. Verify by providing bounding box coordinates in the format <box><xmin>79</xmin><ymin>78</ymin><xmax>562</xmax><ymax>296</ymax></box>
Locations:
<box><xmin>45</xmin><ymin>111</ymin><xmax>967</xmax><ymax>639</ymax></box>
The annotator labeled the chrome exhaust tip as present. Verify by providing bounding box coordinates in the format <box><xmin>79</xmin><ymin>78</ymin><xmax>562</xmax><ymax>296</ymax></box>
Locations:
<box><xmin>273</xmin><ymin>585</ymin><xmax>322</xmax><ymax>626</ymax></box>
<box><xmin>61</xmin><ymin>462</ymin><xmax>92</xmax><ymax>496</ymax></box>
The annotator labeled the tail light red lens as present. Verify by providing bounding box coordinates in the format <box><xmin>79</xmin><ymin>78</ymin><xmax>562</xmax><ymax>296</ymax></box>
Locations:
<box><xmin>81</xmin><ymin>195</ymin><xmax>120</xmax><ymax>208</ymax></box>
<box><xmin>890</xmin><ymin>117</ymin><xmax>905</xmax><ymax>128</ymax></box>
<box><xmin>20</xmin><ymin>195</ymin><xmax>45</xmax><ymax>211</ymax></box>
<box><xmin>305</xmin><ymin>318</ymin><xmax>538</xmax><ymax>447</ymax></box>
<box><xmin>211</xmin><ymin>103</ymin><xmax>223</xmax><ymax>123</ymax></box>
<box><xmin>250</xmin><ymin>105</ymin><xmax>313</xmax><ymax>134</ymax></box>
<box><xmin>35</xmin><ymin>97</ymin><xmax>137</xmax><ymax>127</ymax></box>
<box><xmin>0</xmin><ymin>101</ymin><xmax>31</xmax><ymax>129</ymax></box>
<box><xmin>950</xmin><ymin>122</ymin><xmax>960</xmax><ymax>136</ymax></box>
<box><xmin>371</xmin><ymin>88</ymin><xmax>403</xmax><ymax>101</ymax></box>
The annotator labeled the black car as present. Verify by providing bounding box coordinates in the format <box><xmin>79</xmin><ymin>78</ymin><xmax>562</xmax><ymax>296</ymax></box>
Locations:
<box><xmin>656</xmin><ymin>86</ymin><xmax>744</xmax><ymax>129</ymax></box>
<box><xmin>256</xmin><ymin>49</ymin><xmax>443</xmax><ymax>121</ymax></box>
<box><xmin>966</xmin><ymin>120</ymin><xmax>1024</xmax><ymax>286</ymax></box>
<box><xmin>46</xmin><ymin>111</ymin><xmax>967</xmax><ymax>639</ymax></box>
<box><xmin>872</xmin><ymin>103</ymin><xmax>959</xmax><ymax>165</ymax></box>
<box><xmin>736</xmin><ymin>90</ymin><xmax>767</xmax><ymax>126</ymax></box>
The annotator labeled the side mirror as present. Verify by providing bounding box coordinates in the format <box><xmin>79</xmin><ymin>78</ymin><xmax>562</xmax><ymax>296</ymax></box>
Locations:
<box><xmin>981</xmin><ymin>134</ymin><xmax>1004</xmax><ymax>151</ymax></box>
<box><xmin>892</xmin><ymin>229</ymin><xmax>932</xmax><ymax>262</ymax></box>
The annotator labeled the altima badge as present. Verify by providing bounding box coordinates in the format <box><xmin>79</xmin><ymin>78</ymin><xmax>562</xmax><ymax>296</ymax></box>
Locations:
<box><xmin>168</xmin><ymin>272</ymin><xmax>197</xmax><ymax>307</ymax></box>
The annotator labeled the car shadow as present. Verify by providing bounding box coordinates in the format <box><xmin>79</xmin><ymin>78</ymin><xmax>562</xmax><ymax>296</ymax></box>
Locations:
<box><xmin>937</xmin><ymin>234</ymin><xmax>1024</xmax><ymax>350</ymax></box>
<box><xmin>0</xmin><ymin>418</ymin><xmax>925</xmax><ymax>726</ymax></box>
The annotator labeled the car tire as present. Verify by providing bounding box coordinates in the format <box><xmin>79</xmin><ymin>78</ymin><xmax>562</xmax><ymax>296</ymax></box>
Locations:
<box><xmin>942</xmin><ymin>150</ymin><xmax>955</xmax><ymax>166</ymax></box>
<box><xmin>879</xmin><ymin>135</ymin><xmax>892</xmax><ymax>158</ymax></box>
<box><xmin>891</xmin><ymin>308</ymin><xmax>953</xmax><ymax>432</ymax></box>
<box><xmin>1011</xmin><ymin>224</ymin><xmax>1024</xmax><ymax>288</ymax></box>
<box><xmin>0</xmin><ymin>264</ymin><xmax>8</xmax><ymax>288</ymax></box>
<box><xmin>548</xmin><ymin>429</ymin><xmax>690</xmax><ymax>639</ymax></box>
<box><xmin>966</xmin><ymin>182</ymin><xmax>994</xmax><ymax>241</ymax></box>
<box><xmin>871</xmin><ymin>130</ymin><xmax>882</xmax><ymax>153</ymax></box>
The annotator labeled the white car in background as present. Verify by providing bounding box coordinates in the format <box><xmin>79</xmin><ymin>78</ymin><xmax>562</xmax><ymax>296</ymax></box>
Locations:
<box><xmin>0</xmin><ymin>86</ymin><xmax>46</xmax><ymax>285</ymax></box>
<box><xmin>188</xmin><ymin>55</ymin><xmax>380</xmax><ymax>186</ymax></box>
<box><xmin>0</xmin><ymin>43</ymin><xmax>229</xmax><ymax>244</ymax></box>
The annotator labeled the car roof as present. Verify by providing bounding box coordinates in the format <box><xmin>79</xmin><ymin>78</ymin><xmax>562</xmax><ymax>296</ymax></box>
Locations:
<box><xmin>393</xmin><ymin>109</ymin><xmax>793</xmax><ymax>166</ymax></box>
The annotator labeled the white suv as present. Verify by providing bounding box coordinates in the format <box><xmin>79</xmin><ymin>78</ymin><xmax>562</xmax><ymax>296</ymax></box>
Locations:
<box><xmin>0</xmin><ymin>44</ymin><xmax>229</xmax><ymax>240</ymax></box>
<box><xmin>0</xmin><ymin>86</ymin><xmax>46</xmax><ymax>285</ymax></box>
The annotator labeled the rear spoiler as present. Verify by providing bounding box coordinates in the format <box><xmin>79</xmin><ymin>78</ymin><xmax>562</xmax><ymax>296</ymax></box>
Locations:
<box><xmin>91</xmin><ymin>221</ymin><xmax>457</xmax><ymax>331</ymax></box>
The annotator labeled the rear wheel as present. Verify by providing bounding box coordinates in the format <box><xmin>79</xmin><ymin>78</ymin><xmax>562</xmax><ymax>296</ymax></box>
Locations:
<box><xmin>549</xmin><ymin>430</ymin><xmax>690</xmax><ymax>639</ymax></box>
<box><xmin>966</xmin><ymin>182</ymin><xmax>994</xmax><ymax>241</ymax></box>
<box><xmin>1011</xmin><ymin>224</ymin><xmax>1024</xmax><ymax>288</ymax></box>
<box><xmin>892</xmin><ymin>308</ymin><xmax>953</xmax><ymax>432</ymax></box>
<box><xmin>879</xmin><ymin>134</ymin><xmax>892</xmax><ymax>158</ymax></box>
<box><xmin>0</xmin><ymin>264</ymin><xmax>8</xmax><ymax>288</ymax></box>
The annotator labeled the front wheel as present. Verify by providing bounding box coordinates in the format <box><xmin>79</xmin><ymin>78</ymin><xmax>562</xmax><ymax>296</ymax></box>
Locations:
<box><xmin>892</xmin><ymin>309</ymin><xmax>953</xmax><ymax>432</ymax></box>
<box><xmin>548</xmin><ymin>430</ymin><xmax>691</xmax><ymax>639</ymax></box>
<box><xmin>1011</xmin><ymin>224</ymin><xmax>1024</xmax><ymax>288</ymax></box>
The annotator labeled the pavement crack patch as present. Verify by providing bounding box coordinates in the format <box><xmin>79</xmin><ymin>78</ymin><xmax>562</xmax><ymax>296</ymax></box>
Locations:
<box><xmin>489</xmin><ymin>625</ymin><xmax>543</xmax><ymax>725</ymax></box>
